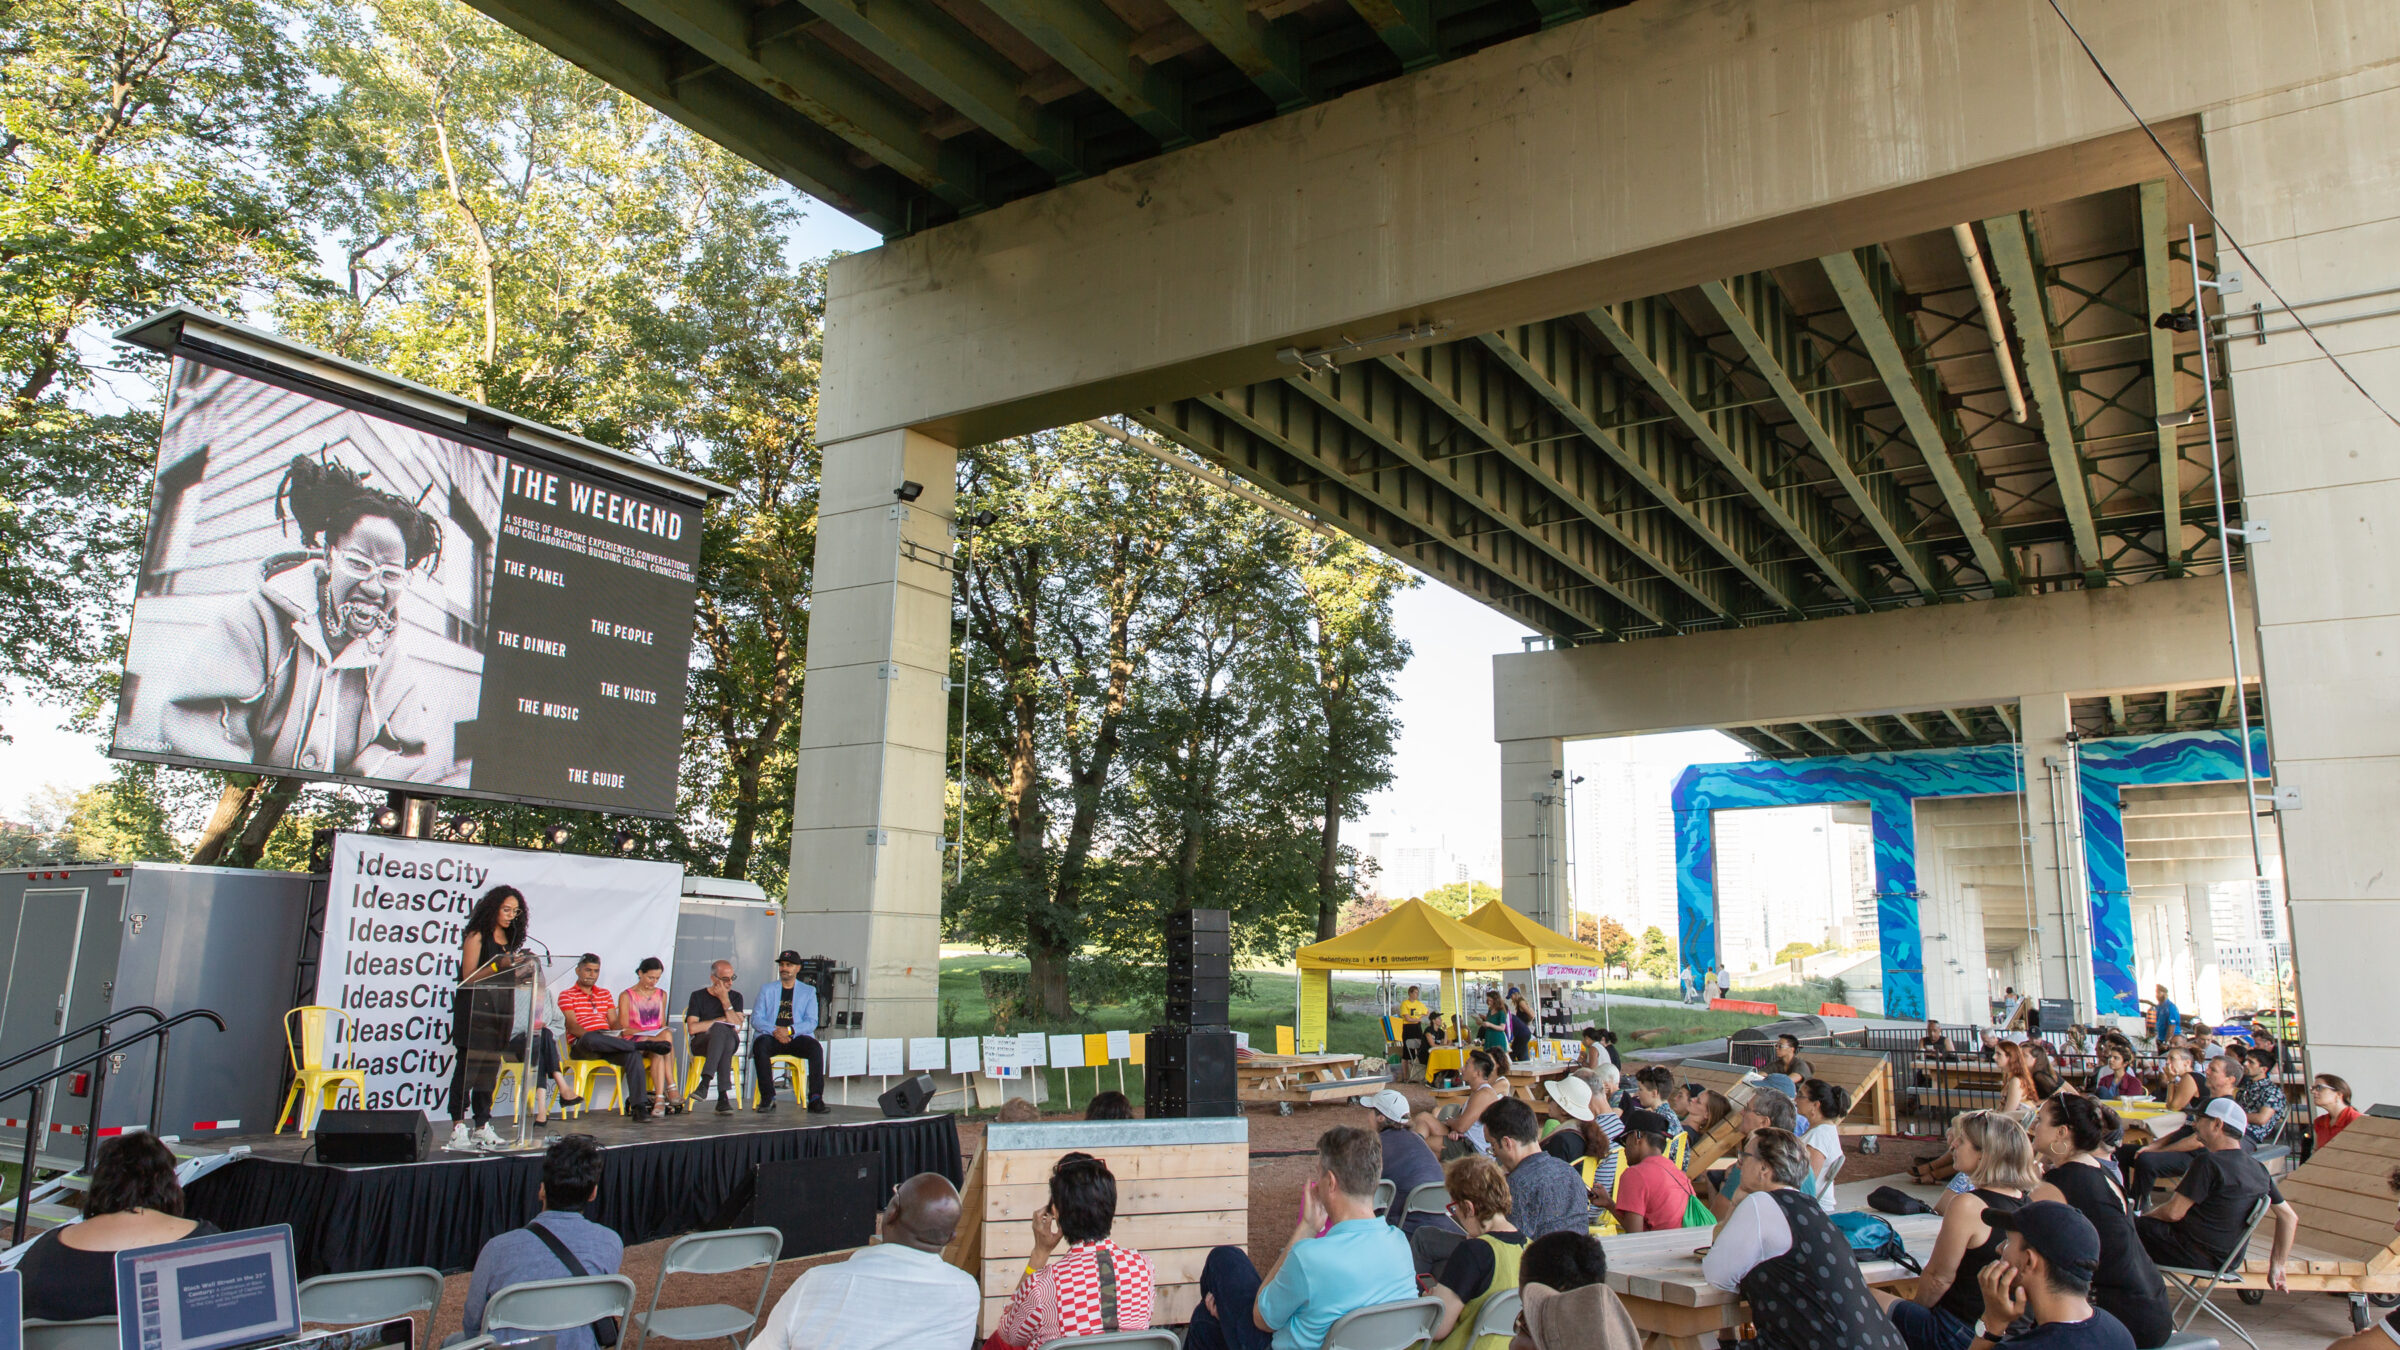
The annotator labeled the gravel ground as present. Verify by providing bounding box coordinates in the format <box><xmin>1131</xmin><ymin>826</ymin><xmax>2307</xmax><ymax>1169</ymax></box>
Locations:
<box><xmin>411</xmin><ymin>1102</ymin><xmax>1947</xmax><ymax>1341</ymax></box>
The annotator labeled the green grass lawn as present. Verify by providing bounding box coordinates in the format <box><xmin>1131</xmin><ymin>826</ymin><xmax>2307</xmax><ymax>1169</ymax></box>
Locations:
<box><xmin>936</xmin><ymin>953</ymin><xmax>1778</xmax><ymax>1113</ymax></box>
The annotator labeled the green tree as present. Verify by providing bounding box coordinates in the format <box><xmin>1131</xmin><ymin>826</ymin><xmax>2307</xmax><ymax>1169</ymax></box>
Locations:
<box><xmin>1775</xmin><ymin>940</ymin><xmax>1824</xmax><ymax>964</ymax></box>
<box><xmin>1416</xmin><ymin>880</ymin><xmax>1500</xmax><ymax>919</ymax></box>
<box><xmin>0</xmin><ymin>0</ymin><xmax>325</xmax><ymax>712</ymax></box>
<box><xmin>1595</xmin><ymin>915</ymin><xmax>1635</xmax><ymax>972</ymax></box>
<box><xmin>1636</xmin><ymin>924</ymin><xmax>1676</xmax><ymax>980</ymax></box>
<box><xmin>1283</xmin><ymin>534</ymin><xmax>1410</xmax><ymax>939</ymax></box>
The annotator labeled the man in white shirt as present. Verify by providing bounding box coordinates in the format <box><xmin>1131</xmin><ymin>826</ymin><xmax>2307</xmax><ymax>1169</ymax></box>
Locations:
<box><xmin>745</xmin><ymin>1173</ymin><xmax>979</xmax><ymax>1350</ymax></box>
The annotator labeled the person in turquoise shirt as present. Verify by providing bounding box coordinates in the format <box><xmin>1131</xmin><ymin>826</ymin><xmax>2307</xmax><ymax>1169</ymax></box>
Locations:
<box><xmin>2152</xmin><ymin>985</ymin><xmax>2180</xmax><ymax>1046</ymax></box>
<box><xmin>1186</xmin><ymin>1125</ymin><xmax>1417</xmax><ymax>1350</ymax></box>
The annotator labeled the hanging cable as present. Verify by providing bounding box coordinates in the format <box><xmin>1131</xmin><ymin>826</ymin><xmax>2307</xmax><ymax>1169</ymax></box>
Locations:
<box><xmin>2041</xmin><ymin>0</ymin><xmax>2400</xmax><ymax>431</ymax></box>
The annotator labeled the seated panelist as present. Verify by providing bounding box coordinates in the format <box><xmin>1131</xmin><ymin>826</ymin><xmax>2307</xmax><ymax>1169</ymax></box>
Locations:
<box><xmin>750</xmin><ymin>949</ymin><xmax>830</xmax><ymax>1114</ymax></box>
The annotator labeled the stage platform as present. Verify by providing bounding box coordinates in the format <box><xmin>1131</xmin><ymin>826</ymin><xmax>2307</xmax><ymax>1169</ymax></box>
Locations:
<box><xmin>184</xmin><ymin>1104</ymin><xmax>962</xmax><ymax>1276</ymax></box>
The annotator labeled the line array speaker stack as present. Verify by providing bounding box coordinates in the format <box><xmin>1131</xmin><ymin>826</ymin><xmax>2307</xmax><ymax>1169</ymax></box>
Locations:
<box><xmin>1148</xmin><ymin>908</ymin><xmax>1237</xmax><ymax>1117</ymax></box>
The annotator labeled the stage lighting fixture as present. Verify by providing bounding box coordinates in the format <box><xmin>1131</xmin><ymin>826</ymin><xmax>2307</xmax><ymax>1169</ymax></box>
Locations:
<box><xmin>970</xmin><ymin>509</ymin><xmax>998</xmax><ymax>529</ymax></box>
<box><xmin>2154</xmin><ymin>310</ymin><xmax>2199</xmax><ymax>333</ymax></box>
<box><xmin>893</xmin><ymin>481</ymin><xmax>925</xmax><ymax>503</ymax></box>
<box><xmin>447</xmin><ymin>815</ymin><xmax>480</xmax><ymax>842</ymax></box>
<box><xmin>612</xmin><ymin>830</ymin><xmax>639</xmax><ymax>854</ymax></box>
<box><xmin>372</xmin><ymin>805</ymin><xmax>401</xmax><ymax>833</ymax></box>
<box><xmin>544</xmin><ymin>822</ymin><xmax>572</xmax><ymax>848</ymax></box>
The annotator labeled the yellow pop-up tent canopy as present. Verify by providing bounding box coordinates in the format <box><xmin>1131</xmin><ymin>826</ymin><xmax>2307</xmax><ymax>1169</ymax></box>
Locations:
<box><xmin>1289</xmin><ymin>899</ymin><xmax>1532</xmax><ymax>1053</ymax></box>
<box><xmin>1460</xmin><ymin>900</ymin><xmax>1605</xmax><ymax>970</ymax></box>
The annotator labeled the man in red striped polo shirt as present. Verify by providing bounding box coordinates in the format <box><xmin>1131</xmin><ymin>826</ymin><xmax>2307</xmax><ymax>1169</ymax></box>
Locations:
<box><xmin>558</xmin><ymin>954</ymin><xmax>651</xmax><ymax>1119</ymax></box>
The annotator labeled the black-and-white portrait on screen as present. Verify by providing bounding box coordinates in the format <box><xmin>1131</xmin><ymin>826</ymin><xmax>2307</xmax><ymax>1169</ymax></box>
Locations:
<box><xmin>113</xmin><ymin>359</ymin><xmax>501</xmax><ymax>786</ymax></box>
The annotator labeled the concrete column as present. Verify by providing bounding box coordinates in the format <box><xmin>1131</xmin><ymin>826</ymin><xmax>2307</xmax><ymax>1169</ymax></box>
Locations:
<box><xmin>784</xmin><ymin>428</ymin><xmax>957</xmax><ymax>1039</ymax></box>
<box><xmin>2208</xmin><ymin>63</ymin><xmax>2400</xmax><ymax>1103</ymax></box>
<box><xmin>2185</xmin><ymin>883</ymin><xmax>2224</xmax><ymax>1027</ymax></box>
<box><xmin>1500</xmin><ymin>738</ymin><xmax>1567</xmax><ymax>934</ymax></box>
<box><xmin>2018</xmin><ymin>694</ymin><xmax>2097</xmax><ymax>1018</ymax></box>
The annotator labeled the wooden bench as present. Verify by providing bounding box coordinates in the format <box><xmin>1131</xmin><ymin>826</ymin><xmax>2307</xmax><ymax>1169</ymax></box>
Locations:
<box><xmin>946</xmin><ymin>1117</ymin><xmax>1249</xmax><ymax>1333</ymax></box>
<box><xmin>2212</xmin><ymin>1109</ymin><xmax>2400</xmax><ymax>1297</ymax></box>
<box><xmin>1675</xmin><ymin>1046</ymin><xmax>1897</xmax><ymax>1136</ymax></box>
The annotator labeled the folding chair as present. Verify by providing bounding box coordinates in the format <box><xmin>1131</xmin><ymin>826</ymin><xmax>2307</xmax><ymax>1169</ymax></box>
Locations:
<box><xmin>630</xmin><ymin>1225</ymin><xmax>784</xmax><ymax>1350</ymax></box>
<box><xmin>484</xmin><ymin>1274</ymin><xmax>639</xmax><ymax>1342</ymax></box>
<box><xmin>298</xmin><ymin>1266</ymin><xmax>445</xmax><ymax>1326</ymax></box>
<box><xmin>2156</xmin><ymin>1195</ymin><xmax>2272</xmax><ymax>1350</ymax></box>
<box><xmin>1319</xmin><ymin>1295</ymin><xmax>1443</xmax><ymax>1350</ymax></box>
<box><xmin>23</xmin><ymin>1320</ymin><xmax>118</xmax><ymax>1350</ymax></box>
<box><xmin>1400</xmin><ymin>1182</ymin><xmax>1449</xmax><ymax>1227</ymax></box>
<box><xmin>1471</xmin><ymin>1288</ymin><xmax>1522</xmax><ymax>1341</ymax></box>
<box><xmin>1373</xmin><ymin>1178</ymin><xmax>1397</xmax><ymax>1217</ymax></box>
<box><xmin>1034</xmin><ymin>1333</ymin><xmax>1178</xmax><ymax>1350</ymax></box>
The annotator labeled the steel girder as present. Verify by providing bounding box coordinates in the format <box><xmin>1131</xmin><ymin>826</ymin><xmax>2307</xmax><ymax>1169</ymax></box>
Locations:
<box><xmin>796</xmin><ymin>0</ymin><xmax>1084</xmax><ymax>180</ymax></box>
<box><xmin>1820</xmin><ymin>246</ymin><xmax>2018</xmax><ymax>593</ymax></box>
<box><xmin>1160</xmin><ymin>0</ymin><xmax>1311</xmax><ymax>110</ymax></box>
<box><xmin>1703</xmin><ymin>272</ymin><xmax>1943</xmax><ymax>598</ymax></box>
<box><xmin>1137</xmin><ymin>387</ymin><xmax>1625</xmax><ymax>639</ymax></box>
<box><xmin>1587</xmin><ymin>296</ymin><xmax>1877</xmax><ymax>611</ymax></box>
<box><xmin>2138</xmin><ymin>181</ymin><xmax>2187</xmax><ymax>576</ymax></box>
<box><xmin>975</xmin><ymin>0</ymin><xmax>1192</xmax><ymax>147</ymax></box>
<box><xmin>1345</xmin><ymin>0</ymin><xmax>1441</xmax><ymax>68</ymax></box>
<box><xmin>1980</xmin><ymin>212</ymin><xmax>2105</xmax><ymax>579</ymax></box>
<box><xmin>1480</xmin><ymin>320</ymin><xmax>1814</xmax><ymax>619</ymax></box>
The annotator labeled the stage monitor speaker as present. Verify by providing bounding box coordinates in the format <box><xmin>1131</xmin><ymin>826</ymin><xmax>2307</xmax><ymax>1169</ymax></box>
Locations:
<box><xmin>313</xmin><ymin>1109</ymin><xmax>431</xmax><ymax>1165</ymax></box>
<box><xmin>717</xmin><ymin>1152</ymin><xmax>883</xmax><ymax>1259</ymax></box>
<box><xmin>879</xmin><ymin>1074</ymin><xmax>936</xmax><ymax>1118</ymax></box>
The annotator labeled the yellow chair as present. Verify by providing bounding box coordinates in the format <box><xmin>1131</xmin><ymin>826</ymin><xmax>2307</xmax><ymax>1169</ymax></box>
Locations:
<box><xmin>278</xmin><ymin>1006</ymin><xmax>366</xmax><ymax>1135</ymax></box>
<box><xmin>565</xmin><ymin>1057</ymin><xmax>627</xmax><ymax>1118</ymax></box>
<box><xmin>681</xmin><ymin>1026</ymin><xmax>746</xmax><ymax>1103</ymax></box>
<box><xmin>1580</xmin><ymin>1145</ymin><xmax>1629</xmax><ymax>1236</ymax></box>
<box><xmin>748</xmin><ymin>1055</ymin><xmax>810</xmax><ymax>1106</ymax></box>
<box><xmin>1275</xmin><ymin>1025</ymin><xmax>1296</xmax><ymax>1056</ymax></box>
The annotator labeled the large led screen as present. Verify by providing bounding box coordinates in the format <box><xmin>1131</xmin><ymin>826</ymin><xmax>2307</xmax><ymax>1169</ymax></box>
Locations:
<box><xmin>110</xmin><ymin>356</ymin><xmax>701</xmax><ymax>817</ymax></box>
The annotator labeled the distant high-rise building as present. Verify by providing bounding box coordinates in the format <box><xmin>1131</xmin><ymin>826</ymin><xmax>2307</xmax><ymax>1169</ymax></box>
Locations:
<box><xmin>1361</xmin><ymin>825</ymin><xmax>1495</xmax><ymax>901</ymax></box>
<box><xmin>1568</xmin><ymin>747</ymin><xmax>1676</xmax><ymax>938</ymax></box>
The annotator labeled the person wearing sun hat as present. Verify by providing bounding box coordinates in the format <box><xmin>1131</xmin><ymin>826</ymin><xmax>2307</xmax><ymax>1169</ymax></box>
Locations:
<box><xmin>1358</xmin><ymin>1089</ymin><xmax>1445</xmax><ymax>1233</ymax></box>
<box><xmin>1968</xmin><ymin>1201</ymin><xmax>2133</xmax><ymax>1348</ymax></box>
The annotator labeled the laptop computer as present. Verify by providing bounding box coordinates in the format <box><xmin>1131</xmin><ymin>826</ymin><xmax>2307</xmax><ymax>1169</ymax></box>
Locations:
<box><xmin>0</xmin><ymin>1268</ymin><xmax>21</xmax><ymax>1350</ymax></box>
<box><xmin>113</xmin><ymin>1225</ymin><xmax>300</xmax><ymax>1350</ymax></box>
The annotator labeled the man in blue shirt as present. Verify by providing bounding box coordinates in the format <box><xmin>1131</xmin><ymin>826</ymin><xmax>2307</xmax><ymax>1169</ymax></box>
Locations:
<box><xmin>459</xmin><ymin>1135</ymin><xmax>623</xmax><ymax>1350</ymax></box>
<box><xmin>2153</xmin><ymin>985</ymin><xmax>2180</xmax><ymax>1046</ymax></box>
<box><xmin>750</xmin><ymin>949</ymin><xmax>828</xmax><ymax>1113</ymax></box>
<box><xmin>1186</xmin><ymin>1125</ymin><xmax>1416</xmax><ymax>1350</ymax></box>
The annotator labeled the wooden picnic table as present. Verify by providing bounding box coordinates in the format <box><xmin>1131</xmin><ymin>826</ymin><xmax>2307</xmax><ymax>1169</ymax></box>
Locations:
<box><xmin>1602</xmin><ymin>1211</ymin><xmax>1944</xmax><ymax>1349</ymax></box>
<box><xmin>1234</xmin><ymin>1052</ymin><xmax>1387</xmax><ymax>1114</ymax></box>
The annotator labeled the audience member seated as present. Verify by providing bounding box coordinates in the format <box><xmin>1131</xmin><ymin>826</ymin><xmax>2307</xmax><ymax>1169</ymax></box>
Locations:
<box><xmin>1629</xmin><ymin>1067</ymin><xmax>1684</xmax><ymax>1144</ymax></box>
<box><xmin>1486</xmin><ymin>1098</ymin><xmax>1591</xmax><ymax>1240</ymax></box>
<box><xmin>1703</xmin><ymin>1128</ymin><xmax>1906</xmax><ymax>1350</ymax></box>
<box><xmin>750</xmin><ymin>949</ymin><xmax>830</xmax><ymax>1114</ymax></box>
<box><xmin>2153</xmin><ymin>1048</ymin><xmax>2202</xmax><ymax>1114</ymax></box>
<box><xmin>2027</xmin><ymin>1042</ymin><xmax>2066</xmax><ymax>1102</ymax></box>
<box><xmin>1770</xmin><ymin>1034</ymin><xmax>1815</xmax><ymax>1082</ymax></box>
<box><xmin>988</xmin><ymin>1153</ymin><xmax>1154</xmax><ymax>1349</ymax></box>
<box><xmin>2311</xmin><ymin>1074</ymin><xmax>2361</xmax><ymax>1149</ymax></box>
<box><xmin>1970</xmin><ymin>1202</ymin><xmax>2137</xmax><ymax>1348</ymax></box>
<box><xmin>997</xmin><ymin>1097</ymin><xmax>1041</xmax><ymax>1123</ymax></box>
<box><xmin>1592</xmin><ymin>1109</ymin><xmax>1693</xmax><ymax>1233</ymax></box>
<box><xmin>460</xmin><ymin>1135</ymin><xmax>622</xmax><ymax>1350</ymax></box>
<box><xmin>1922</xmin><ymin>1020</ymin><xmax>1957</xmax><ymax>1057</ymax></box>
<box><xmin>1512</xmin><ymin>1232</ymin><xmax>1641</xmax><ymax>1350</ymax></box>
<box><xmin>1991</xmin><ymin>1042</ymin><xmax>2039</xmax><ymax>1118</ymax></box>
<box><xmin>1796</xmin><ymin>1079</ymin><xmax>1852</xmax><ymax>1209</ymax></box>
<box><xmin>20</xmin><ymin>1132</ymin><xmax>220</xmax><ymax>1321</ymax></box>
<box><xmin>1576</xmin><ymin>1026</ymin><xmax>1606</xmax><ymax>1073</ymax></box>
<box><xmin>1698</xmin><ymin>1086</ymin><xmax>1798</xmax><ymax>1221</ymax></box>
<box><xmin>2134</xmin><ymin>1098</ymin><xmax>2298</xmax><ymax>1281</ymax></box>
<box><xmin>2087</xmin><ymin>1047</ymin><xmax>2142</xmax><ymax>1101</ymax></box>
<box><xmin>1876</xmin><ymin>1110</ymin><xmax>2036</xmax><ymax>1350</ymax></box>
<box><xmin>557</xmin><ymin>953</ymin><xmax>652</xmax><ymax>1119</ymax></box>
<box><xmin>1425</xmin><ymin>1154</ymin><xmax>1523</xmax><ymax>1350</ymax></box>
<box><xmin>2235</xmin><ymin>1047</ymin><xmax>2286</xmax><ymax>1145</ymax></box>
<box><xmin>749</xmin><ymin>1172</ymin><xmax>978</xmax><ymax>1350</ymax></box>
<box><xmin>1446</xmin><ymin>1049</ymin><xmax>1511</xmax><ymax>1157</ymax></box>
<box><xmin>1186</xmin><ymin>1126</ymin><xmax>1415</xmax><ymax>1350</ymax></box>
<box><xmin>1085</xmin><ymin>1091</ymin><xmax>1134</xmax><ymax>1121</ymax></box>
<box><xmin>1593</xmin><ymin>1027</ymin><xmax>1622</xmax><ymax>1072</ymax></box>
<box><xmin>1536</xmin><ymin>1074</ymin><xmax>1623</xmax><ymax>1186</ymax></box>
<box><xmin>2120</xmin><ymin>1053</ymin><xmax>2247</xmax><ymax>1196</ymax></box>
<box><xmin>1360</xmin><ymin>1090</ymin><xmax>1446</xmax><ymax>1234</ymax></box>
<box><xmin>1681</xmin><ymin>1087</ymin><xmax>1734</xmax><ymax>1139</ymax></box>
<box><xmin>2324</xmin><ymin>1167</ymin><xmax>2400</xmax><ymax>1350</ymax></box>
<box><xmin>2028</xmin><ymin>1094</ymin><xmax>2171</xmax><ymax>1348</ymax></box>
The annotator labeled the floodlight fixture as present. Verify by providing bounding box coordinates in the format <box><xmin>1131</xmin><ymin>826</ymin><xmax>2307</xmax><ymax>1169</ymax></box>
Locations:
<box><xmin>893</xmin><ymin>481</ymin><xmax>925</xmax><ymax>503</ymax></box>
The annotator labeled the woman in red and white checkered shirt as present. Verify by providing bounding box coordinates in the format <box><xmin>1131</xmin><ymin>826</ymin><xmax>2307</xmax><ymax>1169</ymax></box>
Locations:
<box><xmin>987</xmin><ymin>1153</ymin><xmax>1155</xmax><ymax>1349</ymax></box>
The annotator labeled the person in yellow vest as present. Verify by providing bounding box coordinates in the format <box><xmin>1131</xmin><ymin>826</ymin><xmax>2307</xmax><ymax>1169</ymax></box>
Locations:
<box><xmin>1397</xmin><ymin>986</ymin><xmax>1432</xmax><ymax>1082</ymax></box>
<box><xmin>1425</xmin><ymin>1153</ymin><xmax>1522</xmax><ymax>1350</ymax></box>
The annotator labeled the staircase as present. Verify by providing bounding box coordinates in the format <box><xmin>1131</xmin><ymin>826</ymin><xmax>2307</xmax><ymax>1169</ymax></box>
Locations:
<box><xmin>0</xmin><ymin>1132</ymin><xmax>248</xmax><ymax>1259</ymax></box>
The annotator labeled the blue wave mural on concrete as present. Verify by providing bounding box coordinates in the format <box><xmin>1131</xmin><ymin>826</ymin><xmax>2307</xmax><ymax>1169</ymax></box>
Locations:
<box><xmin>2075</xmin><ymin>729</ymin><xmax>2268</xmax><ymax>1018</ymax></box>
<box><xmin>1673</xmin><ymin>729</ymin><xmax>2269</xmax><ymax>1023</ymax></box>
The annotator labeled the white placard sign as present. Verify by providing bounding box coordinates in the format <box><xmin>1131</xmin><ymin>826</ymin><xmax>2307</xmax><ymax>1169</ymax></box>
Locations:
<box><xmin>1105</xmin><ymin>1029</ymin><xmax>1133</xmax><ymax>1062</ymax></box>
<box><xmin>949</xmin><ymin>1037</ymin><xmax>981</xmax><ymax>1074</ymax></box>
<box><xmin>982</xmin><ymin>1035</ymin><xmax>1022</xmax><ymax>1068</ymax></box>
<box><xmin>868</xmin><ymin>1038</ymin><xmax>905</xmax><ymax>1076</ymax></box>
<box><xmin>826</xmin><ymin>1038</ymin><xmax>869</xmax><ymax>1078</ymax></box>
<box><xmin>1234</xmin><ymin>1031</ymin><xmax>1251</xmax><ymax>1051</ymax></box>
<box><xmin>1048</xmin><ymin>1034</ymin><xmax>1086</xmax><ymax>1069</ymax></box>
<box><xmin>909</xmin><ymin>1038</ymin><xmax>948</xmax><ymax>1072</ymax></box>
<box><xmin>316</xmin><ymin>832</ymin><xmax>682</xmax><ymax>1120</ymax></box>
<box><xmin>1018</xmin><ymin>1032</ymin><xmax>1049</xmax><ymax>1066</ymax></box>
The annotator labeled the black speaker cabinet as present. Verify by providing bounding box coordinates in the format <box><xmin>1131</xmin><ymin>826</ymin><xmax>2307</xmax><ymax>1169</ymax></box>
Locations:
<box><xmin>313</xmin><ymin>1109</ymin><xmax>432</xmax><ymax>1165</ymax></box>
<box><xmin>1144</xmin><ymin>1027</ymin><xmax>1237</xmax><ymax>1117</ymax></box>
<box><xmin>878</xmin><ymin>1073</ymin><xmax>936</xmax><ymax>1117</ymax></box>
<box><xmin>716</xmin><ymin>1152</ymin><xmax>883</xmax><ymax>1258</ymax></box>
<box><xmin>1165</xmin><ymin>908</ymin><xmax>1230</xmax><ymax>939</ymax></box>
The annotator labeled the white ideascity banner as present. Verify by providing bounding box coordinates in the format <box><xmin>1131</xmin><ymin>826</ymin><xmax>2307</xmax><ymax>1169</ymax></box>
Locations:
<box><xmin>316</xmin><ymin>832</ymin><xmax>683</xmax><ymax>1119</ymax></box>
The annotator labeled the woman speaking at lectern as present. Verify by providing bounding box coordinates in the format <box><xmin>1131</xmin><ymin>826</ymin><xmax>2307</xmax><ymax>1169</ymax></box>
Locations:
<box><xmin>448</xmin><ymin>885</ymin><xmax>575</xmax><ymax>1149</ymax></box>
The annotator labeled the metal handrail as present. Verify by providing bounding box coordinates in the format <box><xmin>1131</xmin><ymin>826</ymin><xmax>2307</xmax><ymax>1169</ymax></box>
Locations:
<box><xmin>6</xmin><ymin>1008</ymin><xmax>225</xmax><ymax>1242</ymax></box>
<box><xmin>0</xmin><ymin>1006</ymin><xmax>168</xmax><ymax>1173</ymax></box>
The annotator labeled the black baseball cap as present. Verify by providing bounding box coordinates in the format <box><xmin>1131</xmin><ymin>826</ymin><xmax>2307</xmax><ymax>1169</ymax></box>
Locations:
<box><xmin>1621</xmin><ymin>1108</ymin><xmax>1675</xmax><ymax>1137</ymax></box>
<box><xmin>1984</xmin><ymin>1200</ymin><xmax>2101</xmax><ymax>1280</ymax></box>
<box><xmin>776</xmin><ymin>949</ymin><xmax>803</xmax><ymax>964</ymax></box>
